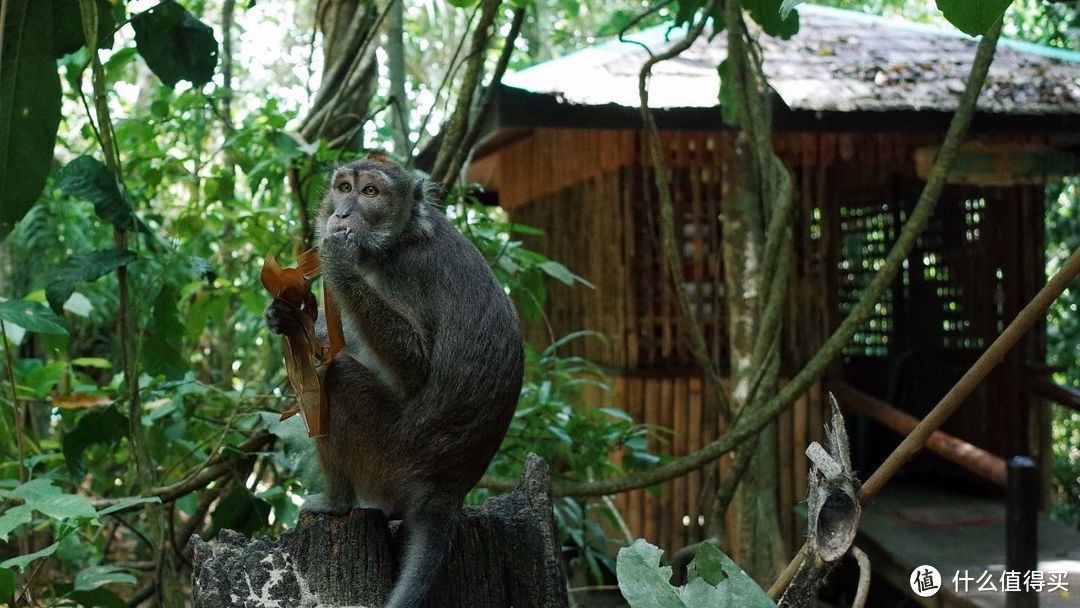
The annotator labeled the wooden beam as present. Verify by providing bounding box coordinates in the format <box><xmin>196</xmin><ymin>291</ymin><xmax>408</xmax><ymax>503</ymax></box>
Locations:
<box><xmin>914</xmin><ymin>141</ymin><xmax>1080</xmax><ymax>186</ymax></box>
<box><xmin>828</xmin><ymin>380</ymin><xmax>1007</xmax><ymax>487</ymax></box>
<box><xmin>1032</xmin><ymin>378</ymin><xmax>1080</xmax><ymax>413</ymax></box>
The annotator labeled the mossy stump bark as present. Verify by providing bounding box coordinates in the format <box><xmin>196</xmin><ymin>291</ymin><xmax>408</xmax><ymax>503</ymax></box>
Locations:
<box><xmin>190</xmin><ymin>454</ymin><xmax>569</xmax><ymax>608</ymax></box>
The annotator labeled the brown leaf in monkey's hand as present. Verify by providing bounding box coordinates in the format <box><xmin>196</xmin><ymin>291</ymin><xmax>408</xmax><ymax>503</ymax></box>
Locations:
<box><xmin>261</xmin><ymin>253</ymin><xmax>309</xmax><ymax>304</ymax></box>
<box><xmin>261</xmin><ymin>251</ymin><xmax>329</xmax><ymax>438</ymax></box>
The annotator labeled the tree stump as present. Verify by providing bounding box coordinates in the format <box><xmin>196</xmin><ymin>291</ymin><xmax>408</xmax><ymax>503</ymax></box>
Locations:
<box><xmin>190</xmin><ymin>454</ymin><xmax>569</xmax><ymax>608</ymax></box>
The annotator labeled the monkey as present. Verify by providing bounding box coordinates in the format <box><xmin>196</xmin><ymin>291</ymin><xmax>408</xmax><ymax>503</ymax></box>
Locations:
<box><xmin>265</xmin><ymin>152</ymin><xmax>524</xmax><ymax>608</ymax></box>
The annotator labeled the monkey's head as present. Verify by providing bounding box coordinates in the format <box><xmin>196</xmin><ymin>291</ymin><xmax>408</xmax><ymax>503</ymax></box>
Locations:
<box><xmin>317</xmin><ymin>152</ymin><xmax>433</xmax><ymax>258</ymax></box>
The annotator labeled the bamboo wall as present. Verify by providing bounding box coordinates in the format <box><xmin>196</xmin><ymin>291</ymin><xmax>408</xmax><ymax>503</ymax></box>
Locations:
<box><xmin>605</xmin><ymin>373</ymin><xmax>824</xmax><ymax>556</ymax></box>
<box><xmin>485</xmin><ymin>127</ymin><xmax>1050</xmax><ymax>557</ymax></box>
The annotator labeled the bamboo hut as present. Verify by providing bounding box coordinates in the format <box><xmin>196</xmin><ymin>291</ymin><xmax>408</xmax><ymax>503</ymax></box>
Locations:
<box><xmin>467</xmin><ymin>6</ymin><xmax>1080</xmax><ymax>602</ymax></box>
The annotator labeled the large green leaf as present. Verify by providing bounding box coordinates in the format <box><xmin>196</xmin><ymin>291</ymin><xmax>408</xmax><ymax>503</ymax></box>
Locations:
<box><xmin>616</xmin><ymin>539</ymin><xmax>776</xmax><ymax>608</ymax></box>
<box><xmin>0</xmin><ymin>0</ymin><xmax>62</xmax><ymax>241</ymax></box>
<box><xmin>0</xmin><ymin>541</ymin><xmax>61</xmax><ymax>572</ymax></box>
<box><xmin>617</xmin><ymin>540</ymin><xmax>685</xmax><ymax>607</ymax></box>
<box><xmin>5</xmin><ymin>478</ymin><xmax>98</xmax><ymax>520</ymax></box>
<box><xmin>74</xmin><ymin>565</ymin><xmax>137</xmax><ymax>591</ymax></box>
<box><xmin>936</xmin><ymin>0</ymin><xmax>1011</xmax><ymax>36</ymax></box>
<box><xmin>57</xmin><ymin>156</ymin><xmax>136</xmax><ymax>230</ymax></box>
<box><xmin>62</xmin><ymin>407</ymin><xmax>129</xmax><ymax>477</ymax></box>
<box><xmin>0</xmin><ymin>479</ymin><xmax>99</xmax><ymax>542</ymax></box>
<box><xmin>143</xmin><ymin>284</ymin><xmax>187</xmax><ymax>378</ymax></box>
<box><xmin>0</xmin><ymin>299</ymin><xmax>68</xmax><ymax>335</ymax></box>
<box><xmin>744</xmin><ymin>0</ymin><xmax>799</xmax><ymax>39</ymax></box>
<box><xmin>95</xmin><ymin>496</ymin><xmax>161</xmax><ymax>518</ymax></box>
<box><xmin>52</xmin><ymin>0</ymin><xmax>116</xmax><ymax>57</ymax></box>
<box><xmin>45</xmin><ymin>249</ymin><xmax>138</xmax><ymax>311</ymax></box>
<box><xmin>131</xmin><ymin>0</ymin><xmax>219</xmax><ymax>88</ymax></box>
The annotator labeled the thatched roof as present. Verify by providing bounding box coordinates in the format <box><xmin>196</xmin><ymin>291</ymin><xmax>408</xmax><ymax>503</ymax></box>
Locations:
<box><xmin>502</xmin><ymin>5</ymin><xmax>1080</xmax><ymax>117</ymax></box>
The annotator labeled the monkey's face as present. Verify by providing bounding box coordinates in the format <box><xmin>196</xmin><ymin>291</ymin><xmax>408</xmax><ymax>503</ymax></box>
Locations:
<box><xmin>319</xmin><ymin>159</ymin><xmax>419</xmax><ymax>257</ymax></box>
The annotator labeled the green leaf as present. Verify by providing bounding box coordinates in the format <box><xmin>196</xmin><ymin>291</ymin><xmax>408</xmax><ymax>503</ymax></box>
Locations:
<box><xmin>210</xmin><ymin>487</ymin><xmax>271</xmax><ymax>537</ymax></box>
<box><xmin>0</xmin><ymin>299</ymin><xmax>68</xmax><ymax>335</ymax></box>
<box><xmin>74</xmin><ymin>565</ymin><xmax>137</xmax><ymax>591</ymax></box>
<box><xmin>95</xmin><ymin>496</ymin><xmax>161</xmax><ymax>518</ymax></box>
<box><xmin>539</xmin><ymin>261</ymin><xmax>575</xmax><ymax>285</ymax></box>
<box><xmin>52</xmin><ymin>0</ymin><xmax>116</xmax><ymax>57</ymax></box>
<box><xmin>57</xmin><ymin>155</ymin><xmax>136</xmax><ymax>230</ymax></box>
<box><xmin>0</xmin><ymin>479</ymin><xmax>99</xmax><ymax>541</ymax></box>
<box><xmin>616</xmin><ymin>539</ymin><xmax>775</xmax><ymax>608</ymax></box>
<box><xmin>616</xmin><ymin>540</ymin><xmax>685</xmax><ymax>607</ymax></box>
<box><xmin>0</xmin><ymin>541</ymin><xmax>60</xmax><ymax>572</ymax></box>
<box><xmin>0</xmin><ymin>0</ymin><xmax>63</xmax><ymax>241</ymax></box>
<box><xmin>744</xmin><ymin>0</ymin><xmax>799</xmax><ymax>39</ymax></box>
<box><xmin>6</xmin><ymin>478</ymin><xmax>97</xmax><ymax>521</ymax></box>
<box><xmin>0</xmin><ymin>505</ymin><xmax>33</xmax><ymax>541</ymax></box>
<box><xmin>45</xmin><ymin>249</ymin><xmax>138</xmax><ymax>312</ymax></box>
<box><xmin>936</xmin><ymin>0</ymin><xmax>1011</xmax><ymax>36</ymax></box>
<box><xmin>0</xmin><ymin>567</ymin><xmax>14</xmax><ymax>602</ymax></box>
<box><xmin>686</xmin><ymin>542</ymin><xmax>725</xmax><ymax>586</ymax></box>
<box><xmin>143</xmin><ymin>284</ymin><xmax>187</xmax><ymax>378</ymax></box>
<box><xmin>62</xmin><ymin>407</ymin><xmax>129</xmax><ymax>477</ymax></box>
<box><xmin>131</xmin><ymin>0</ymin><xmax>219</xmax><ymax>88</ymax></box>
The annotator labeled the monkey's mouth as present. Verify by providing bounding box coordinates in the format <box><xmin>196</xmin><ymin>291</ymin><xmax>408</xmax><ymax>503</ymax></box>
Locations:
<box><xmin>329</xmin><ymin>225</ymin><xmax>357</xmax><ymax>237</ymax></box>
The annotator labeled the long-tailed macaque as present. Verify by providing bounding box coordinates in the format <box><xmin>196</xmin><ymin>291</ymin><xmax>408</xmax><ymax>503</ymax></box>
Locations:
<box><xmin>266</xmin><ymin>152</ymin><xmax>524</xmax><ymax>608</ymax></box>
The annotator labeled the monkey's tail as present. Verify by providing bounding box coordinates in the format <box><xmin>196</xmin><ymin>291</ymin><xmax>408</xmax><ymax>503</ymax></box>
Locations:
<box><xmin>385</xmin><ymin>504</ymin><xmax>460</xmax><ymax>608</ymax></box>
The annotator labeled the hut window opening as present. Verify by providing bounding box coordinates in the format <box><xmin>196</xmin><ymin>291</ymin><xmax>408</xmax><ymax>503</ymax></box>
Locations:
<box><xmin>839</xmin><ymin>202</ymin><xmax>896</xmax><ymax>358</ymax></box>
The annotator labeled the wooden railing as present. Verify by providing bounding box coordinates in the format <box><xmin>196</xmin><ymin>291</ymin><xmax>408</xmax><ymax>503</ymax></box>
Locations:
<box><xmin>1032</xmin><ymin>378</ymin><xmax>1080</xmax><ymax>413</ymax></box>
<box><xmin>827</xmin><ymin>380</ymin><xmax>1007</xmax><ymax>487</ymax></box>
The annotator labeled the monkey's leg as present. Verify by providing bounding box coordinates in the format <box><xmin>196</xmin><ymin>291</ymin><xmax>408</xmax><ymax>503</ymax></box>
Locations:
<box><xmin>384</xmin><ymin>494</ymin><xmax>461</xmax><ymax>608</ymax></box>
<box><xmin>300</xmin><ymin>442</ymin><xmax>356</xmax><ymax>516</ymax></box>
<box><xmin>303</xmin><ymin>354</ymin><xmax>401</xmax><ymax>516</ymax></box>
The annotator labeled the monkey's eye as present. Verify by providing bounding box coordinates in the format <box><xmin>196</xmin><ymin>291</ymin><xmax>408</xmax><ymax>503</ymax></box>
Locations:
<box><xmin>336</xmin><ymin>182</ymin><xmax>352</xmax><ymax>193</ymax></box>
<box><xmin>360</xmin><ymin>184</ymin><xmax>379</xmax><ymax>197</ymax></box>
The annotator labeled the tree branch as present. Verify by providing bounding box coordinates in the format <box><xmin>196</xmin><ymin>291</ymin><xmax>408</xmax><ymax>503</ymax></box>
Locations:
<box><xmin>430</xmin><ymin>0</ymin><xmax>502</xmax><ymax>183</ymax></box>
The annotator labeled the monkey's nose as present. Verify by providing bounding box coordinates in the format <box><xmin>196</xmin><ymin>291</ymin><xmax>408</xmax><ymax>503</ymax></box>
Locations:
<box><xmin>333</xmin><ymin>209</ymin><xmax>352</xmax><ymax>219</ymax></box>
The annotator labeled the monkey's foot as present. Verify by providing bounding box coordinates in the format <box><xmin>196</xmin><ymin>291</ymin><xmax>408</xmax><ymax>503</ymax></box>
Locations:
<box><xmin>300</xmin><ymin>494</ymin><xmax>353</xmax><ymax>516</ymax></box>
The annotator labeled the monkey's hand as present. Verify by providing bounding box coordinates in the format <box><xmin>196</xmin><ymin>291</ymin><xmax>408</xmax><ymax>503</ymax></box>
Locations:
<box><xmin>318</xmin><ymin>230</ymin><xmax>365</xmax><ymax>282</ymax></box>
<box><xmin>265</xmin><ymin>297</ymin><xmax>303</xmax><ymax>336</ymax></box>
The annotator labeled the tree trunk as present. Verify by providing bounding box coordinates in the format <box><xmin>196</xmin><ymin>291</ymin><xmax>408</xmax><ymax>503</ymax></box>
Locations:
<box><xmin>299</xmin><ymin>0</ymin><xmax>380</xmax><ymax>150</ymax></box>
<box><xmin>720</xmin><ymin>137</ymin><xmax>786</xmax><ymax>584</ymax></box>
<box><xmin>189</xmin><ymin>455</ymin><xmax>569</xmax><ymax>608</ymax></box>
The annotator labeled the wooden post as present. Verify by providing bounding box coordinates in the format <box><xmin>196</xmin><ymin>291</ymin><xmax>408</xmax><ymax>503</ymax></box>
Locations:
<box><xmin>1006</xmin><ymin>456</ymin><xmax>1038</xmax><ymax>608</ymax></box>
<box><xmin>190</xmin><ymin>455</ymin><xmax>569</xmax><ymax>608</ymax></box>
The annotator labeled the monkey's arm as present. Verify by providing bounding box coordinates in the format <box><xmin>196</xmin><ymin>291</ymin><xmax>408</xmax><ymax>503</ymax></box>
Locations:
<box><xmin>321</xmin><ymin>243</ymin><xmax>431</xmax><ymax>396</ymax></box>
